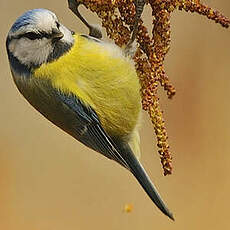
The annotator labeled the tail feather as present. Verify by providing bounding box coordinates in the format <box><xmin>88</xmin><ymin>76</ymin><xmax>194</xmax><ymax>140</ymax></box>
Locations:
<box><xmin>115</xmin><ymin>141</ymin><xmax>174</xmax><ymax>220</ymax></box>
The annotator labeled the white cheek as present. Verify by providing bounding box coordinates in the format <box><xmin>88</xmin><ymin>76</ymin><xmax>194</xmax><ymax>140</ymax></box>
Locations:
<box><xmin>9</xmin><ymin>38</ymin><xmax>53</xmax><ymax>66</ymax></box>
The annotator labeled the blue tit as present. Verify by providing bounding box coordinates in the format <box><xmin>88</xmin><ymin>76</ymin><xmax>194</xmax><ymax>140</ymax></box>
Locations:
<box><xmin>6</xmin><ymin>8</ymin><xmax>174</xmax><ymax>220</ymax></box>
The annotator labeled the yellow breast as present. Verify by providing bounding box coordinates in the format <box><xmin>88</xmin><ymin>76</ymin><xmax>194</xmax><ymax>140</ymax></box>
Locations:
<box><xmin>34</xmin><ymin>34</ymin><xmax>141</xmax><ymax>138</ymax></box>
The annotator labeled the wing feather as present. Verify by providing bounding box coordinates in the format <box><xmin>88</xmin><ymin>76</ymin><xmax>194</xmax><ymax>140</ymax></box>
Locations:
<box><xmin>57</xmin><ymin>91</ymin><xmax>129</xmax><ymax>169</ymax></box>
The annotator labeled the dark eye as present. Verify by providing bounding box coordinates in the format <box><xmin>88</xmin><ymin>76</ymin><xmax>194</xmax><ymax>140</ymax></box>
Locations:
<box><xmin>56</xmin><ymin>21</ymin><xmax>60</xmax><ymax>29</ymax></box>
<box><xmin>23</xmin><ymin>32</ymin><xmax>41</xmax><ymax>40</ymax></box>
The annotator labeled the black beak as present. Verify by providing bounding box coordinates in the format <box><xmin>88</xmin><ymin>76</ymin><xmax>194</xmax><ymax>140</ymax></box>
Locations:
<box><xmin>52</xmin><ymin>29</ymin><xmax>64</xmax><ymax>42</ymax></box>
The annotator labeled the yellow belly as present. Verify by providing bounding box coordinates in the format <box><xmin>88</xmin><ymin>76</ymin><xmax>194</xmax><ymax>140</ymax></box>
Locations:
<box><xmin>34</xmin><ymin>34</ymin><xmax>141</xmax><ymax>138</ymax></box>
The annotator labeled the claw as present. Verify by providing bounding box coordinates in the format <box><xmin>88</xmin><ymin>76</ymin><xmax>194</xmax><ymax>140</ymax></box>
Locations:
<box><xmin>126</xmin><ymin>0</ymin><xmax>146</xmax><ymax>49</ymax></box>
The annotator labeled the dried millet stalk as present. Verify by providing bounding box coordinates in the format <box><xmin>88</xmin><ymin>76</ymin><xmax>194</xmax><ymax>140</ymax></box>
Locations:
<box><xmin>77</xmin><ymin>0</ymin><xmax>229</xmax><ymax>175</ymax></box>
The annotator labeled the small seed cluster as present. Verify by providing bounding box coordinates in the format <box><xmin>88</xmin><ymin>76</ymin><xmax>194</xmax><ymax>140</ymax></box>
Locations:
<box><xmin>77</xmin><ymin>0</ymin><xmax>229</xmax><ymax>175</ymax></box>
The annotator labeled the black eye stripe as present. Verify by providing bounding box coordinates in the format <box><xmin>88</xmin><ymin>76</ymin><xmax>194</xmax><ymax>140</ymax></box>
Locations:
<box><xmin>23</xmin><ymin>32</ymin><xmax>43</xmax><ymax>40</ymax></box>
<box><xmin>14</xmin><ymin>31</ymin><xmax>53</xmax><ymax>40</ymax></box>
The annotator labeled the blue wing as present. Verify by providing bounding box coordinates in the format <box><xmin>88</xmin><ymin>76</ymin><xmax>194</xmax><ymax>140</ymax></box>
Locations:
<box><xmin>56</xmin><ymin>91</ymin><xmax>130</xmax><ymax>169</ymax></box>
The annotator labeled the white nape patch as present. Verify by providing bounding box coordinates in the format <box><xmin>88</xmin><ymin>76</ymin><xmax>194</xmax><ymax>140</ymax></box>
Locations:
<box><xmin>8</xmin><ymin>37</ymin><xmax>53</xmax><ymax>66</ymax></box>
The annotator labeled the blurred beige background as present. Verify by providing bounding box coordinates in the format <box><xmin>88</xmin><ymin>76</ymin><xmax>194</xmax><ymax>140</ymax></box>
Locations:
<box><xmin>0</xmin><ymin>0</ymin><xmax>230</xmax><ymax>229</ymax></box>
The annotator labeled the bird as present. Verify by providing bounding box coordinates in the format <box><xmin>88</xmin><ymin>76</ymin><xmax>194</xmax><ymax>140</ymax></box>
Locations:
<box><xmin>6</xmin><ymin>8</ymin><xmax>174</xmax><ymax>220</ymax></box>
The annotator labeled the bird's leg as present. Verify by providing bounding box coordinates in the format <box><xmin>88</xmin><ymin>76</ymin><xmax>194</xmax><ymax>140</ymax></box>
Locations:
<box><xmin>68</xmin><ymin>0</ymin><xmax>102</xmax><ymax>39</ymax></box>
<box><xmin>125</xmin><ymin>0</ymin><xmax>146</xmax><ymax>55</ymax></box>
<box><xmin>130</xmin><ymin>0</ymin><xmax>146</xmax><ymax>45</ymax></box>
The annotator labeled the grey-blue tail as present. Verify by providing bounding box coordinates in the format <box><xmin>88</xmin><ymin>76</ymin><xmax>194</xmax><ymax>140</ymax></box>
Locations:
<box><xmin>116</xmin><ymin>142</ymin><xmax>174</xmax><ymax>220</ymax></box>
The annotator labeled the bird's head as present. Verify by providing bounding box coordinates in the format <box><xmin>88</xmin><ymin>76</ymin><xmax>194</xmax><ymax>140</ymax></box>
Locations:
<box><xmin>6</xmin><ymin>9</ymin><xmax>74</xmax><ymax>70</ymax></box>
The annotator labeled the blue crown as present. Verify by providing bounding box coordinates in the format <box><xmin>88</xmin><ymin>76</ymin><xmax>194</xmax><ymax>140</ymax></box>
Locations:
<box><xmin>10</xmin><ymin>8</ymin><xmax>52</xmax><ymax>32</ymax></box>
